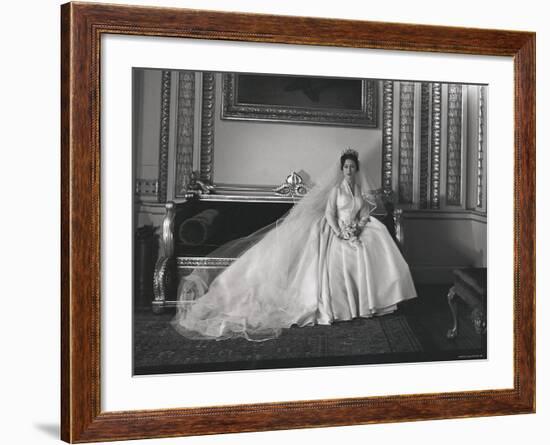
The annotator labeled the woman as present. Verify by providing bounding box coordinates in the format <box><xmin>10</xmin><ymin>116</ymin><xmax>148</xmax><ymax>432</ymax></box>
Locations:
<box><xmin>171</xmin><ymin>149</ymin><xmax>417</xmax><ymax>341</ymax></box>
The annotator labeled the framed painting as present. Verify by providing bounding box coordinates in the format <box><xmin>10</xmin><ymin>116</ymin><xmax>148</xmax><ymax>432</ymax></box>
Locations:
<box><xmin>61</xmin><ymin>2</ymin><xmax>535</xmax><ymax>443</ymax></box>
<box><xmin>221</xmin><ymin>73</ymin><xmax>378</xmax><ymax>126</ymax></box>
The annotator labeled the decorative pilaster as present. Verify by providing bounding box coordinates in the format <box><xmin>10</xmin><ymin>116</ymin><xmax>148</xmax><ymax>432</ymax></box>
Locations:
<box><xmin>157</xmin><ymin>70</ymin><xmax>171</xmax><ymax>203</ymax></box>
<box><xmin>175</xmin><ymin>72</ymin><xmax>196</xmax><ymax>197</ymax></box>
<box><xmin>398</xmin><ymin>82</ymin><xmax>414</xmax><ymax>204</ymax></box>
<box><xmin>382</xmin><ymin>81</ymin><xmax>394</xmax><ymax>198</ymax></box>
<box><xmin>477</xmin><ymin>86</ymin><xmax>486</xmax><ymax>208</ymax></box>
<box><xmin>419</xmin><ymin>82</ymin><xmax>430</xmax><ymax>208</ymax></box>
<box><xmin>200</xmin><ymin>72</ymin><xmax>215</xmax><ymax>183</ymax></box>
<box><xmin>446</xmin><ymin>84</ymin><xmax>463</xmax><ymax>206</ymax></box>
<box><xmin>430</xmin><ymin>83</ymin><xmax>442</xmax><ymax>209</ymax></box>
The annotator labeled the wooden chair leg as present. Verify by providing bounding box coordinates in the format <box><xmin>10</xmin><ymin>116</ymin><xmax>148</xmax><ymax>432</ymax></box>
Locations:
<box><xmin>446</xmin><ymin>286</ymin><xmax>458</xmax><ymax>339</ymax></box>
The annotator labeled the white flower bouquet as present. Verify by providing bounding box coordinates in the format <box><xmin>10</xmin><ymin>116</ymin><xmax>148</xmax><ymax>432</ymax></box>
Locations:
<box><xmin>339</xmin><ymin>221</ymin><xmax>362</xmax><ymax>246</ymax></box>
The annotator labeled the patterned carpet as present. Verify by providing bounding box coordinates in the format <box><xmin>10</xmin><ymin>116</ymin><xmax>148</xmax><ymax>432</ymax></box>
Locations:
<box><xmin>133</xmin><ymin>285</ymin><xmax>486</xmax><ymax>375</ymax></box>
<box><xmin>134</xmin><ymin>310</ymin><xmax>423</xmax><ymax>374</ymax></box>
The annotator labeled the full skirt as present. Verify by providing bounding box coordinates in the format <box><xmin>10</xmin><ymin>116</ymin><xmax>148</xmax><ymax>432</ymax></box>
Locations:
<box><xmin>172</xmin><ymin>217</ymin><xmax>418</xmax><ymax>341</ymax></box>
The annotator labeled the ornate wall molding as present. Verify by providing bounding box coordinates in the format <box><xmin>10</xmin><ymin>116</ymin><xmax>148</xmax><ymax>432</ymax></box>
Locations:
<box><xmin>135</xmin><ymin>178</ymin><xmax>159</xmax><ymax>196</ymax></box>
<box><xmin>430</xmin><ymin>83</ymin><xmax>442</xmax><ymax>209</ymax></box>
<box><xmin>174</xmin><ymin>72</ymin><xmax>196</xmax><ymax>197</ymax></box>
<box><xmin>157</xmin><ymin>70</ymin><xmax>171</xmax><ymax>203</ymax></box>
<box><xmin>200</xmin><ymin>72</ymin><xmax>215</xmax><ymax>183</ymax></box>
<box><xmin>419</xmin><ymin>83</ymin><xmax>430</xmax><ymax>208</ymax></box>
<box><xmin>446</xmin><ymin>84</ymin><xmax>463</xmax><ymax>206</ymax></box>
<box><xmin>398</xmin><ymin>82</ymin><xmax>414</xmax><ymax>204</ymax></box>
<box><xmin>477</xmin><ymin>86</ymin><xmax>486</xmax><ymax>208</ymax></box>
<box><xmin>382</xmin><ymin>81</ymin><xmax>394</xmax><ymax>197</ymax></box>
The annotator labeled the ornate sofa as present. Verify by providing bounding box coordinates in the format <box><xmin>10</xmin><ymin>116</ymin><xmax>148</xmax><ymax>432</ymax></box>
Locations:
<box><xmin>152</xmin><ymin>176</ymin><xmax>404</xmax><ymax>314</ymax></box>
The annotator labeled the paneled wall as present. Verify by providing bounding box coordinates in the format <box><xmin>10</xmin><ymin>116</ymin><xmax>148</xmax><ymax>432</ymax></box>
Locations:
<box><xmin>133</xmin><ymin>69</ymin><xmax>487</xmax><ymax>284</ymax></box>
<box><xmin>211</xmin><ymin>73</ymin><xmax>383</xmax><ymax>187</ymax></box>
<box><xmin>383</xmin><ymin>81</ymin><xmax>487</xmax><ymax>282</ymax></box>
<box><xmin>133</xmin><ymin>69</ymin><xmax>164</xmax><ymax>229</ymax></box>
<box><xmin>384</xmin><ymin>81</ymin><xmax>487</xmax><ymax>213</ymax></box>
<box><xmin>134</xmin><ymin>69</ymin><xmax>162</xmax><ymax>192</ymax></box>
<box><xmin>133</xmin><ymin>69</ymin><xmax>202</xmax><ymax>229</ymax></box>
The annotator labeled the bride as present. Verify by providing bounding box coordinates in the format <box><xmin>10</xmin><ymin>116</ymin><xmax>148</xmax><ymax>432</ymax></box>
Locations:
<box><xmin>171</xmin><ymin>149</ymin><xmax>417</xmax><ymax>341</ymax></box>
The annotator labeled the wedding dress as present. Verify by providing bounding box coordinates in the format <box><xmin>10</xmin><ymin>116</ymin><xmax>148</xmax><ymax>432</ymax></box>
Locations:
<box><xmin>171</xmin><ymin>160</ymin><xmax>418</xmax><ymax>341</ymax></box>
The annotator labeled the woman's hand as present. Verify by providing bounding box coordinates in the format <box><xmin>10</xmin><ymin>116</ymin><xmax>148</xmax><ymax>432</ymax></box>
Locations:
<box><xmin>339</xmin><ymin>224</ymin><xmax>356</xmax><ymax>240</ymax></box>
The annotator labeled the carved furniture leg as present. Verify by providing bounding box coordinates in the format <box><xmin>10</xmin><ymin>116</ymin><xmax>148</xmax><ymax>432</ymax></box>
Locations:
<box><xmin>470</xmin><ymin>306</ymin><xmax>487</xmax><ymax>335</ymax></box>
<box><xmin>152</xmin><ymin>257</ymin><xmax>170</xmax><ymax>314</ymax></box>
<box><xmin>446</xmin><ymin>286</ymin><xmax>458</xmax><ymax>339</ymax></box>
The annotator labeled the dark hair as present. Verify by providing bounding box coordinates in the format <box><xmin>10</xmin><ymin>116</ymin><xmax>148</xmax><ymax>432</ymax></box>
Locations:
<box><xmin>340</xmin><ymin>153</ymin><xmax>359</xmax><ymax>170</ymax></box>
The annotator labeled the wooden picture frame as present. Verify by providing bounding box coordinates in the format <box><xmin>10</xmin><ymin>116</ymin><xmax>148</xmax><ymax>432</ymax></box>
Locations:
<box><xmin>61</xmin><ymin>2</ymin><xmax>535</xmax><ymax>442</ymax></box>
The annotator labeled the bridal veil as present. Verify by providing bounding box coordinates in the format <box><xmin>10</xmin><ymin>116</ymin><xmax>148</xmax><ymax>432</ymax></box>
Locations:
<box><xmin>171</xmin><ymin>156</ymin><xmax>378</xmax><ymax>341</ymax></box>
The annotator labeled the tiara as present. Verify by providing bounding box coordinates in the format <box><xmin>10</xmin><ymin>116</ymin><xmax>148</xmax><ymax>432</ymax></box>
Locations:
<box><xmin>341</xmin><ymin>147</ymin><xmax>359</xmax><ymax>158</ymax></box>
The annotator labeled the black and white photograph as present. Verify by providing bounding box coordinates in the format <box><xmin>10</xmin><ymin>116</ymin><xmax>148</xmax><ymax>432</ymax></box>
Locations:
<box><xmin>133</xmin><ymin>69</ymin><xmax>488</xmax><ymax>375</ymax></box>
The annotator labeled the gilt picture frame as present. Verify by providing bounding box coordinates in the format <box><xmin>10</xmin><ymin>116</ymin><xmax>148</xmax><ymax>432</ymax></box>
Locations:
<box><xmin>61</xmin><ymin>2</ymin><xmax>535</xmax><ymax>443</ymax></box>
<box><xmin>221</xmin><ymin>73</ymin><xmax>378</xmax><ymax>127</ymax></box>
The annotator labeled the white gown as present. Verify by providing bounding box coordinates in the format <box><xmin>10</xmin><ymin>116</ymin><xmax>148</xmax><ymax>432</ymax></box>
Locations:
<box><xmin>172</xmin><ymin>179</ymin><xmax>418</xmax><ymax>341</ymax></box>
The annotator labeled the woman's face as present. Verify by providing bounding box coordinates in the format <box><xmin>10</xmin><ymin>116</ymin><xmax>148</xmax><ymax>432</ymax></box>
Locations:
<box><xmin>342</xmin><ymin>159</ymin><xmax>358</xmax><ymax>179</ymax></box>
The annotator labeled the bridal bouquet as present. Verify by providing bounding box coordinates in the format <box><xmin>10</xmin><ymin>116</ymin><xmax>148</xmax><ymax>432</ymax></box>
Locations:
<box><xmin>339</xmin><ymin>222</ymin><xmax>362</xmax><ymax>246</ymax></box>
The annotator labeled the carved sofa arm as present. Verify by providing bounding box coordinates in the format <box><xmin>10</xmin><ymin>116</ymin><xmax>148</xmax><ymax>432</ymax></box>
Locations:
<box><xmin>152</xmin><ymin>202</ymin><xmax>176</xmax><ymax>314</ymax></box>
<box><xmin>393</xmin><ymin>208</ymin><xmax>404</xmax><ymax>249</ymax></box>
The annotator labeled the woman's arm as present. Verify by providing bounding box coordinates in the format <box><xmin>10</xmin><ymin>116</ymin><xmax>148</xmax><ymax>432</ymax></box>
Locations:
<box><xmin>325</xmin><ymin>188</ymin><xmax>342</xmax><ymax>237</ymax></box>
